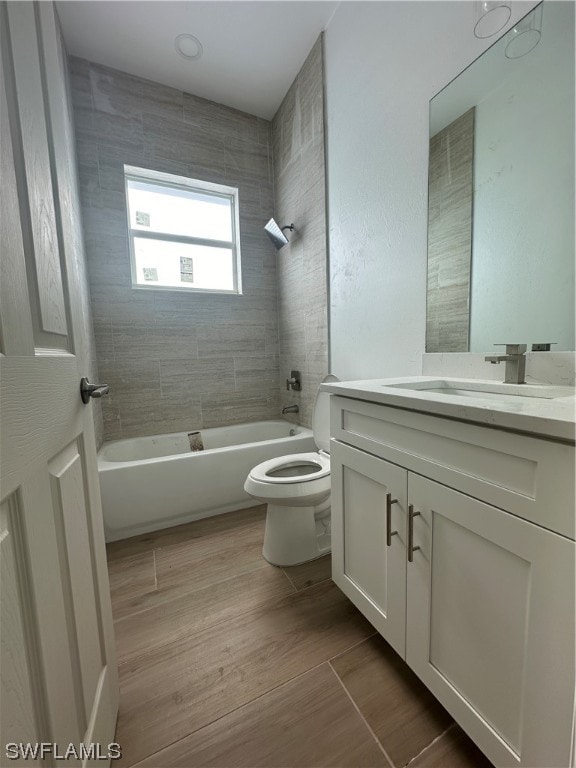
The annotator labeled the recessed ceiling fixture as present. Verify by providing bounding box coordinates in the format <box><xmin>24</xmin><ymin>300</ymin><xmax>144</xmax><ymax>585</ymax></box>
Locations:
<box><xmin>175</xmin><ymin>33</ymin><xmax>203</xmax><ymax>61</ymax></box>
<box><xmin>473</xmin><ymin>1</ymin><xmax>511</xmax><ymax>39</ymax></box>
<box><xmin>505</xmin><ymin>4</ymin><xmax>543</xmax><ymax>59</ymax></box>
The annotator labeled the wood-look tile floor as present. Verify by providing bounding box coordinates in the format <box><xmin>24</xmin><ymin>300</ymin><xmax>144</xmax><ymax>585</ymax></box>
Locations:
<box><xmin>107</xmin><ymin>505</ymin><xmax>494</xmax><ymax>768</ymax></box>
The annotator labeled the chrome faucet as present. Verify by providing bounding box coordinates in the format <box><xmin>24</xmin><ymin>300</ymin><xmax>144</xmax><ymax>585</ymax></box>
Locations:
<box><xmin>282</xmin><ymin>404</ymin><xmax>299</xmax><ymax>414</ymax></box>
<box><xmin>484</xmin><ymin>344</ymin><xmax>527</xmax><ymax>384</ymax></box>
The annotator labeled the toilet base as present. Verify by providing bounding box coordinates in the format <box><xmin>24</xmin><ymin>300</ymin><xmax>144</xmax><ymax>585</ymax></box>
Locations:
<box><xmin>262</xmin><ymin>500</ymin><xmax>331</xmax><ymax>567</ymax></box>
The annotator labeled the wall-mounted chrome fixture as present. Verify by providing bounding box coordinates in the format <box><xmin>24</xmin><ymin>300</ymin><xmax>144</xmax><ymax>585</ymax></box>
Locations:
<box><xmin>264</xmin><ymin>218</ymin><xmax>295</xmax><ymax>250</ymax></box>
<box><xmin>505</xmin><ymin>4</ymin><xmax>542</xmax><ymax>59</ymax></box>
<box><xmin>286</xmin><ymin>370</ymin><xmax>302</xmax><ymax>391</ymax></box>
<box><xmin>484</xmin><ymin>343</ymin><xmax>526</xmax><ymax>383</ymax></box>
<box><xmin>474</xmin><ymin>1</ymin><xmax>511</xmax><ymax>38</ymax></box>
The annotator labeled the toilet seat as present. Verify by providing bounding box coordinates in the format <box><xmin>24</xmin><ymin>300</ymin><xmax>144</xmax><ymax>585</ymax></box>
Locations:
<box><xmin>249</xmin><ymin>451</ymin><xmax>330</xmax><ymax>484</ymax></box>
<box><xmin>244</xmin><ymin>374</ymin><xmax>339</xmax><ymax>565</ymax></box>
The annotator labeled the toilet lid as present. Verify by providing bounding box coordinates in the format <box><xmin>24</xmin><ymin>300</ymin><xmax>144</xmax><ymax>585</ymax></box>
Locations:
<box><xmin>312</xmin><ymin>374</ymin><xmax>340</xmax><ymax>453</ymax></box>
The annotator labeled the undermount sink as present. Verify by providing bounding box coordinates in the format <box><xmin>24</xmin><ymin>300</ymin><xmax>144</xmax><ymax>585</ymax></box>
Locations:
<box><xmin>385</xmin><ymin>380</ymin><xmax>570</xmax><ymax>402</ymax></box>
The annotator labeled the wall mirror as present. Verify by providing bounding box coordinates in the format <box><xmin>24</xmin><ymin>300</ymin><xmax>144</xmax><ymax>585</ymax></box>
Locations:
<box><xmin>426</xmin><ymin>2</ymin><xmax>574</xmax><ymax>353</ymax></box>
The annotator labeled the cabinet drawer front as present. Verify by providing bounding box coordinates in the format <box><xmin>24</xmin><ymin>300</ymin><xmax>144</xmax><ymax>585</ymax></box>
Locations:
<box><xmin>406</xmin><ymin>474</ymin><xmax>575</xmax><ymax>768</ymax></box>
<box><xmin>331</xmin><ymin>396</ymin><xmax>575</xmax><ymax>539</ymax></box>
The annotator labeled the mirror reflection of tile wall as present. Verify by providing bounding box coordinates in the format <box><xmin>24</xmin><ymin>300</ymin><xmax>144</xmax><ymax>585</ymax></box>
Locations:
<box><xmin>426</xmin><ymin>108</ymin><xmax>474</xmax><ymax>353</ymax></box>
<box><xmin>426</xmin><ymin>2</ymin><xmax>575</xmax><ymax>353</ymax></box>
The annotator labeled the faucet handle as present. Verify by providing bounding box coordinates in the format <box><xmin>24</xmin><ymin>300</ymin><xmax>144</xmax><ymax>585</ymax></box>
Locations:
<box><xmin>286</xmin><ymin>370</ymin><xmax>302</xmax><ymax>391</ymax></box>
<box><xmin>494</xmin><ymin>343</ymin><xmax>527</xmax><ymax>355</ymax></box>
<box><xmin>531</xmin><ymin>343</ymin><xmax>557</xmax><ymax>352</ymax></box>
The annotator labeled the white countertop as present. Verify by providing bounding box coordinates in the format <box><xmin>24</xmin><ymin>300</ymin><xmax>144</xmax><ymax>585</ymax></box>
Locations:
<box><xmin>321</xmin><ymin>376</ymin><xmax>576</xmax><ymax>443</ymax></box>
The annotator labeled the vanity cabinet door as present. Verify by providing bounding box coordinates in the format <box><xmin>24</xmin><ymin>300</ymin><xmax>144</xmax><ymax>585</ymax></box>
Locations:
<box><xmin>331</xmin><ymin>441</ymin><xmax>408</xmax><ymax>657</ymax></box>
<box><xmin>406</xmin><ymin>473</ymin><xmax>575</xmax><ymax>768</ymax></box>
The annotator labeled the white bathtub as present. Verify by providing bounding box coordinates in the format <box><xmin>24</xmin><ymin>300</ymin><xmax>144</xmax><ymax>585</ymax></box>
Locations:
<box><xmin>98</xmin><ymin>420</ymin><xmax>316</xmax><ymax>541</ymax></box>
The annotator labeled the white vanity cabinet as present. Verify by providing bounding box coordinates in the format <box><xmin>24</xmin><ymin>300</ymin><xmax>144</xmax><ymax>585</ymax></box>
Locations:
<box><xmin>330</xmin><ymin>443</ymin><xmax>408</xmax><ymax>656</ymax></box>
<box><xmin>330</xmin><ymin>395</ymin><xmax>575</xmax><ymax>768</ymax></box>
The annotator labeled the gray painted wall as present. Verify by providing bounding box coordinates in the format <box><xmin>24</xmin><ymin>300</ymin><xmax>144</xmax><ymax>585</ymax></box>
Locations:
<box><xmin>272</xmin><ymin>37</ymin><xmax>328</xmax><ymax>427</ymax></box>
<box><xmin>69</xmin><ymin>57</ymin><xmax>280</xmax><ymax>441</ymax></box>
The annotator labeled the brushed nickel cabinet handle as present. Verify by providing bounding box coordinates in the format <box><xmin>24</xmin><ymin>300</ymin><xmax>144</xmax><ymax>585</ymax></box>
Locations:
<box><xmin>408</xmin><ymin>503</ymin><xmax>421</xmax><ymax>563</ymax></box>
<box><xmin>386</xmin><ymin>492</ymin><xmax>398</xmax><ymax>547</ymax></box>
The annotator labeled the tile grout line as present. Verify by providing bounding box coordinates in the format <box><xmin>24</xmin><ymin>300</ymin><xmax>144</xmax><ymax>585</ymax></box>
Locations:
<box><xmin>113</xmin><ymin>561</ymin><xmax>272</xmax><ymax>624</ymax></box>
<box><xmin>111</xmin><ymin>537</ymin><xmax>327</xmax><ymax>625</ymax></box>
<box><xmin>279</xmin><ymin>566</ymin><xmax>298</xmax><ymax>593</ymax></box>
<box><xmin>328</xmin><ymin>660</ymin><xmax>396</xmax><ymax>768</ymax></box>
<box><xmin>114</xmin><ymin>572</ymin><xmax>347</xmax><ymax>668</ymax></box>
<box><xmin>106</xmin><ymin>508</ymin><xmax>267</xmax><ymax>563</ymax></box>
<box><xmin>328</xmin><ymin>630</ymin><xmax>379</xmax><ymax>663</ymax></box>
<box><xmin>125</xmin><ymin>660</ymin><xmax>340</xmax><ymax>768</ymax></box>
<box><xmin>405</xmin><ymin>723</ymin><xmax>456</xmax><ymax>768</ymax></box>
<box><xmin>114</xmin><ymin>585</ymin><xmax>296</xmax><ymax>668</ymax></box>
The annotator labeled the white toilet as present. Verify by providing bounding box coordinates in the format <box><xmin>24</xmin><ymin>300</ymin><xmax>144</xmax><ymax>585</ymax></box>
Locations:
<box><xmin>244</xmin><ymin>374</ymin><xmax>339</xmax><ymax>566</ymax></box>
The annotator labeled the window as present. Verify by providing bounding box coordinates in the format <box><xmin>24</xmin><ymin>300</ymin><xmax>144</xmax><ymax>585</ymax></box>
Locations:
<box><xmin>124</xmin><ymin>166</ymin><xmax>242</xmax><ymax>293</ymax></box>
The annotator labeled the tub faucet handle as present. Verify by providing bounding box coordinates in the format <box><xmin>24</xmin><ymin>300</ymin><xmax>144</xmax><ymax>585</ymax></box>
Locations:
<box><xmin>286</xmin><ymin>370</ymin><xmax>302</xmax><ymax>391</ymax></box>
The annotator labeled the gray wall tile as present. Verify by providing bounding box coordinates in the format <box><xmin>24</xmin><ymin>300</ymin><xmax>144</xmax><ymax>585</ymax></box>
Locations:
<box><xmin>225</xmin><ymin>135</ymin><xmax>271</xmax><ymax>183</ymax></box>
<box><xmin>160</xmin><ymin>358</ymin><xmax>236</xmax><ymax>398</ymax></box>
<box><xmin>142</xmin><ymin>112</ymin><xmax>226</xmax><ymax>171</ymax></box>
<box><xmin>71</xmin><ymin>41</ymin><xmax>328</xmax><ymax>441</ymax></box>
<box><xmin>70</xmin><ymin>56</ymin><xmax>280</xmax><ymax>440</ymax></box>
<box><xmin>112</xmin><ymin>323</ymin><xmax>198</xmax><ymax>361</ymax></box>
<box><xmin>272</xmin><ymin>38</ymin><xmax>328</xmax><ymax>426</ymax></box>
<box><xmin>200</xmin><ymin>392</ymin><xmax>278</xmax><ymax>428</ymax></box>
<box><xmin>184</xmin><ymin>92</ymin><xmax>258</xmax><ymax>142</ymax></box>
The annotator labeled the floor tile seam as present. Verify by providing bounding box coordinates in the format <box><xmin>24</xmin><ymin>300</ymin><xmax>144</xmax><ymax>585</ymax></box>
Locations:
<box><xmin>107</xmin><ymin>549</ymin><xmax>155</xmax><ymax>567</ymax></box>
<box><xmin>106</xmin><ymin>516</ymin><xmax>267</xmax><ymax>564</ymax></box>
<box><xmin>115</xmin><ymin>564</ymin><xmax>337</xmax><ymax>628</ymax></box>
<box><xmin>149</xmin><ymin>520</ymin><xmax>267</xmax><ymax>558</ymax></box>
<box><xmin>152</xmin><ymin>550</ymin><xmax>158</xmax><ymax>590</ymax></box>
<box><xmin>123</xmin><ymin>660</ymin><xmax>337</xmax><ymax>768</ymax></box>
<box><xmin>282</xmin><ymin>572</ymin><xmax>333</xmax><ymax>595</ymax></box>
<box><xmin>404</xmin><ymin>723</ymin><xmax>456</xmax><ymax>768</ymax></box>
<box><xmin>279</xmin><ymin>566</ymin><xmax>298</xmax><ymax>592</ymax></box>
<box><xmin>115</xmin><ymin>580</ymin><xmax>366</xmax><ymax>674</ymax></box>
<box><xmin>114</xmin><ymin>583</ymin><xmax>305</xmax><ymax>667</ymax></box>
<box><xmin>328</xmin><ymin>660</ymin><xmax>395</xmax><ymax>768</ymax></box>
<box><xmin>327</xmin><ymin>631</ymin><xmax>379</xmax><ymax>664</ymax></box>
<box><xmin>112</xmin><ymin>562</ymin><xmax>271</xmax><ymax>622</ymax></box>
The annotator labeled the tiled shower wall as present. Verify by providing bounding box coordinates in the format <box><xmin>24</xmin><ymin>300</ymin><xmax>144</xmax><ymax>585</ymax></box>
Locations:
<box><xmin>69</xmin><ymin>57</ymin><xmax>280</xmax><ymax>441</ymax></box>
<box><xmin>272</xmin><ymin>37</ymin><xmax>329</xmax><ymax>426</ymax></box>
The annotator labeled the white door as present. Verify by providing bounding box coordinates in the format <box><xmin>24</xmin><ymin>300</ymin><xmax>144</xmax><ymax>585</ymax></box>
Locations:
<box><xmin>406</xmin><ymin>473</ymin><xmax>575</xmax><ymax>768</ymax></box>
<box><xmin>0</xmin><ymin>3</ymin><xmax>118</xmax><ymax>764</ymax></box>
<box><xmin>331</xmin><ymin>441</ymin><xmax>408</xmax><ymax>657</ymax></box>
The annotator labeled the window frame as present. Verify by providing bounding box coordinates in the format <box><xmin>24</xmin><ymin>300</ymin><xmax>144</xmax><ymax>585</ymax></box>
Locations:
<box><xmin>123</xmin><ymin>165</ymin><xmax>242</xmax><ymax>295</ymax></box>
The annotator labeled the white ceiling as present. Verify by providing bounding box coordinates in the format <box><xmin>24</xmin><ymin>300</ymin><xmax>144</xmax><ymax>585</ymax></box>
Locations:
<box><xmin>56</xmin><ymin>1</ymin><xmax>339</xmax><ymax>119</ymax></box>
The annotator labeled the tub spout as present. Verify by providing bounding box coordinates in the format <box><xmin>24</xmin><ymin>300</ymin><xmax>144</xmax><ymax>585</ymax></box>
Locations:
<box><xmin>282</xmin><ymin>404</ymin><xmax>299</xmax><ymax>414</ymax></box>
